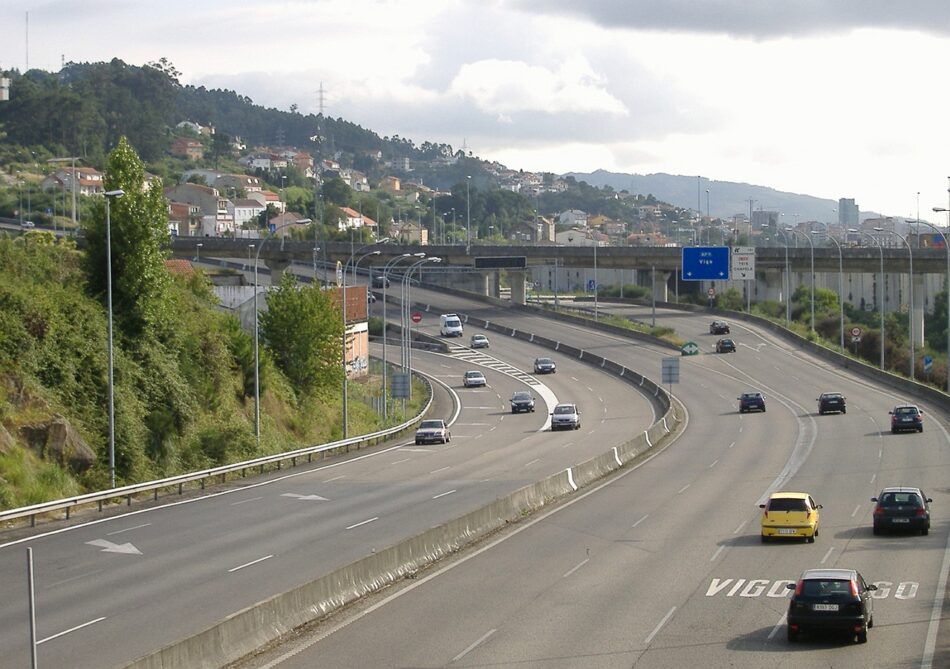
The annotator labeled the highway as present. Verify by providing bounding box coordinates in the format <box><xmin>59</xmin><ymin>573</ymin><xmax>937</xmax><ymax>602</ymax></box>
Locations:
<box><xmin>233</xmin><ymin>289</ymin><xmax>950</xmax><ymax>669</ymax></box>
<box><xmin>0</xmin><ymin>299</ymin><xmax>656</xmax><ymax>668</ymax></box>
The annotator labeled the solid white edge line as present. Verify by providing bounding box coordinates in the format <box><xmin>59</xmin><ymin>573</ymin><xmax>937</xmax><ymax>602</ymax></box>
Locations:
<box><xmin>921</xmin><ymin>521</ymin><xmax>950</xmax><ymax>668</ymax></box>
<box><xmin>452</xmin><ymin>628</ymin><xmax>496</xmax><ymax>663</ymax></box>
<box><xmin>645</xmin><ymin>606</ymin><xmax>676</xmax><ymax>645</ymax></box>
<box><xmin>37</xmin><ymin>616</ymin><xmax>107</xmax><ymax>645</ymax></box>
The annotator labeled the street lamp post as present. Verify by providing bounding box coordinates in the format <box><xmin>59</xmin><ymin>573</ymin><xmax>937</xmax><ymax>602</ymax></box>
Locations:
<box><xmin>382</xmin><ymin>253</ymin><xmax>424</xmax><ymax>419</ymax></box>
<box><xmin>776</xmin><ymin>229</ymin><xmax>790</xmax><ymax>325</ymax></box>
<box><xmin>253</xmin><ymin>221</ymin><xmax>298</xmax><ymax>444</ymax></box>
<box><xmin>813</xmin><ymin>228</ymin><xmax>845</xmax><ymax>350</ymax></box>
<box><xmin>401</xmin><ymin>258</ymin><xmax>441</xmax><ymax>399</ymax></box>
<box><xmin>104</xmin><ymin>190</ymin><xmax>125</xmax><ymax>488</ymax></box>
<box><xmin>786</xmin><ymin>228</ymin><xmax>815</xmax><ymax>333</ymax></box>
<box><xmin>342</xmin><ymin>247</ymin><xmax>383</xmax><ymax>438</ymax></box>
<box><xmin>48</xmin><ymin>156</ymin><xmax>80</xmax><ymax>229</ymax></box>
<box><xmin>877</xmin><ymin>227</ymin><xmax>915</xmax><ymax>380</ymax></box>
<box><xmin>593</xmin><ymin>234</ymin><xmax>599</xmax><ymax>321</ymax></box>
<box><xmin>922</xmin><ymin>214</ymin><xmax>949</xmax><ymax>391</ymax></box>
<box><xmin>858</xmin><ymin>230</ymin><xmax>886</xmax><ymax>370</ymax></box>
<box><xmin>465</xmin><ymin>176</ymin><xmax>472</xmax><ymax>254</ymax></box>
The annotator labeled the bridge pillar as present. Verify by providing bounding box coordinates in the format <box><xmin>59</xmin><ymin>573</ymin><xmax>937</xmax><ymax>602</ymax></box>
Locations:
<box><xmin>652</xmin><ymin>269</ymin><xmax>670</xmax><ymax>302</ymax></box>
<box><xmin>759</xmin><ymin>268</ymin><xmax>785</xmax><ymax>303</ymax></box>
<box><xmin>509</xmin><ymin>270</ymin><xmax>526</xmax><ymax>305</ymax></box>
<box><xmin>264</xmin><ymin>259</ymin><xmax>291</xmax><ymax>286</ymax></box>
<box><xmin>912</xmin><ymin>273</ymin><xmax>925</xmax><ymax>347</ymax></box>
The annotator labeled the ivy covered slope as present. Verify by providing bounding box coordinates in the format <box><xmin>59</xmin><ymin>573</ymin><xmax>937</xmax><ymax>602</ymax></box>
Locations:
<box><xmin>0</xmin><ymin>138</ymin><xmax>364</xmax><ymax>510</ymax></box>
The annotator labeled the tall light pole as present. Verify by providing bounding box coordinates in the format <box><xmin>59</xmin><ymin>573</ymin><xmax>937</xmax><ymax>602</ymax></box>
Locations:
<box><xmin>786</xmin><ymin>228</ymin><xmax>815</xmax><ymax>333</ymax></box>
<box><xmin>104</xmin><ymin>189</ymin><xmax>125</xmax><ymax>488</ymax></box>
<box><xmin>48</xmin><ymin>156</ymin><xmax>79</xmax><ymax>229</ymax></box>
<box><xmin>382</xmin><ymin>253</ymin><xmax>424</xmax><ymax>419</ymax></box>
<box><xmin>858</xmin><ymin>230</ymin><xmax>886</xmax><ymax>370</ymax></box>
<box><xmin>813</xmin><ymin>227</ymin><xmax>844</xmax><ymax>351</ymax></box>
<box><xmin>401</xmin><ymin>257</ymin><xmax>440</xmax><ymax>399</ymax></box>
<box><xmin>922</xmin><ymin>214</ymin><xmax>949</xmax><ymax>391</ymax></box>
<box><xmin>465</xmin><ymin>175</ymin><xmax>472</xmax><ymax>254</ymax></box>
<box><xmin>777</xmin><ymin>228</ymin><xmax>791</xmax><ymax>325</ymax></box>
<box><xmin>253</xmin><ymin>221</ymin><xmax>298</xmax><ymax>445</ymax></box>
<box><xmin>878</xmin><ymin>227</ymin><xmax>915</xmax><ymax>380</ymax></box>
<box><xmin>343</xmin><ymin>247</ymin><xmax>383</xmax><ymax>438</ymax></box>
<box><xmin>593</xmin><ymin>233</ymin><xmax>599</xmax><ymax>321</ymax></box>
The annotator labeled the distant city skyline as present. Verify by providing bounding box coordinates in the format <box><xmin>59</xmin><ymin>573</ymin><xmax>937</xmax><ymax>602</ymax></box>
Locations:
<box><xmin>2</xmin><ymin>1</ymin><xmax>949</xmax><ymax>222</ymax></box>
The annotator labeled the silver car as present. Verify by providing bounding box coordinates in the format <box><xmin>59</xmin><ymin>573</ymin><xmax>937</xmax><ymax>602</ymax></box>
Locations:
<box><xmin>463</xmin><ymin>370</ymin><xmax>487</xmax><ymax>388</ymax></box>
<box><xmin>550</xmin><ymin>403</ymin><xmax>581</xmax><ymax>430</ymax></box>
<box><xmin>415</xmin><ymin>419</ymin><xmax>450</xmax><ymax>445</ymax></box>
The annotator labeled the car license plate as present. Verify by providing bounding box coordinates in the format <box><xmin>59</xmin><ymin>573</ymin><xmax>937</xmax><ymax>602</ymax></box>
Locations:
<box><xmin>778</xmin><ymin>528</ymin><xmax>797</xmax><ymax>534</ymax></box>
<box><xmin>892</xmin><ymin>518</ymin><xmax>910</xmax><ymax>523</ymax></box>
<box><xmin>813</xmin><ymin>603</ymin><xmax>839</xmax><ymax>612</ymax></box>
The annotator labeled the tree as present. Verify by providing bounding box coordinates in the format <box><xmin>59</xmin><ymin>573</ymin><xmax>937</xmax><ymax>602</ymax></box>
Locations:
<box><xmin>82</xmin><ymin>136</ymin><xmax>172</xmax><ymax>338</ymax></box>
<box><xmin>322</xmin><ymin>177</ymin><xmax>352</xmax><ymax>207</ymax></box>
<box><xmin>259</xmin><ymin>273</ymin><xmax>343</xmax><ymax>394</ymax></box>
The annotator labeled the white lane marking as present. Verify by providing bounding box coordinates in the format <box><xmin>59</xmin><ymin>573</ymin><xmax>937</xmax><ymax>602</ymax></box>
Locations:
<box><xmin>677</xmin><ymin>484</ymin><xmax>690</xmax><ymax>494</ymax></box>
<box><xmin>230</xmin><ymin>496</ymin><xmax>264</xmax><ymax>506</ymax></box>
<box><xmin>922</xmin><ymin>515</ymin><xmax>950</xmax><ymax>668</ymax></box>
<box><xmin>710</xmin><ymin>545</ymin><xmax>725</xmax><ymax>562</ymax></box>
<box><xmin>228</xmin><ymin>554</ymin><xmax>273</xmax><ymax>573</ymax></box>
<box><xmin>728</xmin><ymin>441</ymin><xmax>735</xmax><ymax>449</ymax></box>
<box><xmin>870</xmin><ymin>473</ymin><xmax>877</xmax><ymax>484</ymax></box>
<box><xmin>524</xmin><ymin>458</ymin><xmax>540</xmax><ymax>467</ymax></box>
<box><xmin>851</xmin><ymin>504</ymin><xmax>861</xmax><ymax>518</ymax></box>
<box><xmin>820</xmin><ymin>547</ymin><xmax>835</xmax><ymax>564</ymax></box>
<box><xmin>106</xmin><ymin>523</ymin><xmax>151</xmax><ymax>535</ymax></box>
<box><xmin>430</xmin><ymin>466</ymin><xmax>450</xmax><ymax>474</ymax></box>
<box><xmin>390</xmin><ymin>458</ymin><xmax>410</xmax><ymax>465</ymax></box>
<box><xmin>571</xmin><ymin>376</ymin><xmax>579</xmax><ymax>382</ymax></box>
<box><xmin>563</xmin><ymin>558</ymin><xmax>589</xmax><ymax>578</ymax></box>
<box><xmin>879</xmin><ymin>446</ymin><xmax>883</xmax><ymax>458</ymax></box>
<box><xmin>708</xmin><ymin>459</ymin><xmax>719</xmax><ymax>469</ymax></box>
<box><xmin>452</xmin><ymin>629</ymin><xmax>496</xmax><ymax>663</ymax></box>
<box><xmin>734</xmin><ymin>521</ymin><xmax>747</xmax><ymax>534</ymax></box>
<box><xmin>432</xmin><ymin>490</ymin><xmax>456</xmax><ymax>499</ymax></box>
<box><xmin>632</xmin><ymin>515</ymin><xmax>648</xmax><ymax>528</ymax></box>
<box><xmin>345</xmin><ymin>517</ymin><xmax>378</xmax><ymax>530</ymax></box>
<box><xmin>323</xmin><ymin>475</ymin><xmax>345</xmax><ymax>483</ymax></box>
<box><xmin>468</xmin><ymin>406</ymin><xmax>498</xmax><ymax>410</ymax></box>
<box><xmin>767</xmin><ymin>612</ymin><xmax>787</xmax><ymax>640</ymax></box>
<box><xmin>37</xmin><ymin>616</ymin><xmax>107</xmax><ymax>645</ymax></box>
<box><xmin>645</xmin><ymin>606</ymin><xmax>676</xmax><ymax>645</ymax></box>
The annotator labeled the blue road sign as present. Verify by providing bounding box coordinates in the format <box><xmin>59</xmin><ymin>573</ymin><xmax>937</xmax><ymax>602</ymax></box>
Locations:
<box><xmin>587</xmin><ymin>278</ymin><xmax>596</xmax><ymax>292</ymax></box>
<box><xmin>268</xmin><ymin>223</ymin><xmax>276</xmax><ymax>233</ymax></box>
<box><xmin>681</xmin><ymin>246</ymin><xmax>729</xmax><ymax>281</ymax></box>
<box><xmin>923</xmin><ymin>355</ymin><xmax>933</xmax><ymax>373</ymax></box>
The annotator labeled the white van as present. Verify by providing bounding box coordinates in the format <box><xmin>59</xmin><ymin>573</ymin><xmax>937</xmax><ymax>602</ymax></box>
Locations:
<box><xmin>440</xmin><ymin>313</ymin><xmax>464</xmax><ymax>337</ymax></box>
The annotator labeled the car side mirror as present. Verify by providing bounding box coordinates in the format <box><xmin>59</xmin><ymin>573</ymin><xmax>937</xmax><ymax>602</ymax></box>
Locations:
<box><xmin>785</xmin><ymin>583</ymin><xmax>796</xmax><ymax>590</ymax></box>
<box><xmin>866</xmin><ymin>584</ymin><xmax>878</xmax><ymax>591</ymax></box>
<box><xmin>758</xmin><ymin>504</ymin><xmax>766</xmax><ymax>508</ymax></box>
<box><xmin>871</xmin><ymin>497</ymin><xmax>878</xmax><ymax>502</ymax></box>
<box><xmin>888</xmin><ymin>411</ymin><xmax>894</xmax><ymax>415</ymax></box>
<box><xmin>817</xmin><ymin>504</ymin><xmax>823</xmax><ymax>509</ymax></box>
<box><xmin>927</xmin><ymin>498</ymin><xmax>933</xmax><ymax>503</ymax></box>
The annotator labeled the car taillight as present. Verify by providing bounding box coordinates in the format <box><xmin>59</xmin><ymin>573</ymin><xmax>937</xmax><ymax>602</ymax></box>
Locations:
<box><xmin>794</xmin><ymin>580</ymin><xmax>803</xmax><ymax>596</ymax></box>
<box><xmin>916</xmin><ymin>507</ymin><xmax>927</xmax><ymax>516</ymax></box>
<box><xmin>850</xmin><ymin>580</ymin><xmax>859</xmax><ymax>597</ymax></box>
<box><xmin>873</xmin><ymin>506</ymin><xmax>884</xmax><ymax>516</ymax></box>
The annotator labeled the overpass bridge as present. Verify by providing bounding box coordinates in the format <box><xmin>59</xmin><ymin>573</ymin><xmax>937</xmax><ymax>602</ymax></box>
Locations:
<box><xmin>170</xmin><ymin>240</ymin><xmax>945</xmax><ymax>344</ymax></box>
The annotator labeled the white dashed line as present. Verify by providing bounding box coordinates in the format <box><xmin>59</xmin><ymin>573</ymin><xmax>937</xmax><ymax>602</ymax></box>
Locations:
<box><xmin>562</xmin><ymin>558</ymin><xmax>589</xmax><ymax>578</ymax></box>
<box><xmin>430</xmin><ymin>466</ymin><xmax>450</xmax><ymax>474</ymax></box>
<box><xmin>645</xmin><ymin>607</ymin><xmax>676</xmax><ymax>645</ymax></box>
<box><xmin>228</xmin><ymin>554</ymin><xmax>274</xmax><ymax>573</ymax></box>
<box><xmin>820</xmin><ymin>547</ymin><xmax>835</xmax><ymax>564</ymax></box>
<box><xmin>632</xmin><ymin>515</ymin><xmax>649</xmax><ymax>528</ymax></box>
<box><xmin>345</xmin><ymin>517</ymin><xmax>378</xmax><ymax>530</ymax></box>
<box><xmin>37</xmin><ymin>617</ymin><xmax>107</xmax><ymax>645</ymax></box>
<box><xmin>851</xmin><ymin>504</ymin><xmax>861</xmax><ymax>518</ymax></box>
<box><xmin>708</xmin><ymin>459</ymin><xmax>719</xmax><ymax>468</ymax></box>
<box><xmin>107</xmin><ymin>523</ymin><xmax>151</xmax><ymax>535</ymax></box>
<box><xmin>452</xmin><ymin>629</ymin><xmax>496</xmax><ymax>663</ymax></box>
<box><xmin>677</xmin><ymin>484</ymin><xmax>690</xmax><ymax>494</ymax></box>
<box><xmin>710</xmin><ymin>545</ymin><xmax>725</xmax><ymax>562</ymax></box>
<box><xmin>432</xmin><ymin>490</ymin><xmax>457</xmax><ymax>499</ymax></box>
<box><xmin>734</xmin><ymin>521</ymin><xmax>747</xmax><ymax>534</ymax></box>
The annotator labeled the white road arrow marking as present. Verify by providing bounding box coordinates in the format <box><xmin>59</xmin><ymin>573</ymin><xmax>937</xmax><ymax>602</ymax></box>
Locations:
<box><xmin>281</xmin><ymin>493</ymin><xmax>329</xmax><ymax>501</ymax></box>
<box><xmin>85</xmin><ymin>539</ymin><xmax>142</xmax><ymax>555</ymax></box>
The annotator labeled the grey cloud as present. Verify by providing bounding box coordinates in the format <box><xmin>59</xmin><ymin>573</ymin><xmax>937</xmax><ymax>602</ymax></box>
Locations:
<box><xmin>510</xmin><ymin>0</ymin><xmax>950</xmax><ymax>39</ymax></box>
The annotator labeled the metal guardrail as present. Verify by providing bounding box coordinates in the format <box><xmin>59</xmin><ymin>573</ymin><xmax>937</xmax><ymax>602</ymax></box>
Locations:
<box><xmin>0</xmin><ymin>376</ymin><xmax>434</xmax><ymax>529</ymax></box>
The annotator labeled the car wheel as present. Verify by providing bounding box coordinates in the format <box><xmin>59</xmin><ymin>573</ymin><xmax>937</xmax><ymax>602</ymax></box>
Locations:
<box><xmin>787</xmin><ymin>627</ymin><xmax>798</xmax><ymax>643</ymax></box>
<box><xmin>842</xmin><ymin>408</ymin><xmax>847</xmax><ymax>414</ymax></box>
<box><xmin>818</xmin><ymin>409</ymin><xmax>824</xmax><ymax>415</ymax></box>
<box><xmin>891</xmin><ymin>428</ymin><xmax>897</xmax><ymax>434</ymax></box>
<box><xmin>868</xmin><ymin>615</ymin><xmax>874</xmax><ymax>629</ymax></box>
<box><xmin>761</xmin><ymin>534</ymin><xmax>769</xmax><ymax>543</ymax></box>
<box><xmin>919</xmin><ymin>426</ymin><xmax>924</xmax><ymax>433</ymax></box>
<box><xmin>857</xmin><ymin>627</ymin><xmax>868</xmax><ymax>644</ymax></box>
<box><xmin>415</xmin><ymin>440</ymin><xmax>421</xmax><ymax>445</ymax></box>
<box><xmin>807</xmin><ymin>534</ymin><xmax>815</xmax><ymax>543</ymax></box>
<box><xmin>872</xmin><ymin>525</ymin><xmax>881</xmax><ymax>536</ymax></box>
<box><xmin>922</xmin><ymin>527</ymin><xmax>929</xmax><ymax>536</ymax></box>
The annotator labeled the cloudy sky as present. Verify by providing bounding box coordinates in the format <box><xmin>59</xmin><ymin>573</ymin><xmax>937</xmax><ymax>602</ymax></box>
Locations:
<box><xmin>3</xmin><ymin>0</ymin><xmax>950</xmax><ymax>220</ymax></box>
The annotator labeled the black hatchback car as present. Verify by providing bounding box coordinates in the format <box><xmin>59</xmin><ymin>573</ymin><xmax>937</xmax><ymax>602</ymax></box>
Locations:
<box><xmin>738</xmin><ymin>392</ymin><xmax>765</xmax><ymax>413</ymax></box>
<box><xmin>786</xmin><ymin>568</ymin><xmax>876</xmax><ymax>643</ymax></box>
<box><xmin>817</xmin><ymin>392</ymin><xmax>846</xmax><ymax>415</ymax></box>
<box><xmin>710</xmin><ymin>320</ymin><xmax>730</xmax><ymax>335</ymax></box>
<box><xmin>889</xmin><ymin>404</ymin><xmax>923</xmax><ymax>433</ymax></box>
<box><xmin>509</xmin><ymin>391</ymin><xmax>536</xmax><ymax>413</ymax></box>
<box><xmin>716</xmin><ymin>338</ymin><xmax>736</xmax><ymax>353</ymax></box>
<box><xmin>872</xmin><ymin>487</ymin><xmax>932</xmax><ymax>535</ymax></box>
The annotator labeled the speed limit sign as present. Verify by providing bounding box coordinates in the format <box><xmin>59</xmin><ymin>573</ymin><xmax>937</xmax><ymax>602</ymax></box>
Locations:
<box><xmin>850</xmin><ymin>327</ymin><xmax>862</xmax><ymax>337</ymax></box>
<box><xmin>707</xmin><ymin>287</ymin><xmax>716</xmax><ymax>297</ymax></box>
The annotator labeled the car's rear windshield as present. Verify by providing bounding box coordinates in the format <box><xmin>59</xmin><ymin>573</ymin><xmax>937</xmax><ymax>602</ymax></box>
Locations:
<box><xmin>742</xmin><ymin>393</ymin><xmax>761</xmax><ymax>400</ymax></box>
<box><xmin>894</xmin><ymin>406</ymin><xmax>918</xmax><ymax>415</ymax></box>
<box><xmin>800</xmin><ymin>579</ymin><xmax>852</xmax><ymax>597</ymax></box>
<box><xmin>879</xmin><ymin>493</ymin><xmax>921</xmax><ymax>506</ymax></box>
<box><xmin>419</xmin><ymin>420</ymin><xmax>443</xmax><ymax>429</ymax></box>
<box><xmin>767</xmin><ymin>498</ymin><xmax>807</xmax><ymax>512</ymax></box>
<box><xmin>822</xmin><ymin>394</ymin><xmax>842</xmax><ymax>399</ymax></box>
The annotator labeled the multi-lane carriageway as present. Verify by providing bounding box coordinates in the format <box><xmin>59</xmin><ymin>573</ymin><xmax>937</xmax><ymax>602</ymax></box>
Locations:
<box><xmin>3</xmin><ymin>285</ymin><xmax>950</xmax><ymax>668</ymax></box>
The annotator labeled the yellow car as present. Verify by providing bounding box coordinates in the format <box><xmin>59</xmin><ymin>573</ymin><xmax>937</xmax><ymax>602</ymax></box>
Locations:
<box><xmin>759</xmin><ymin>492</ymin><xmax>821</xmax><ymax>543</ymax></box>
